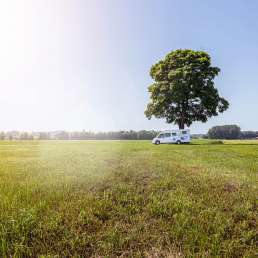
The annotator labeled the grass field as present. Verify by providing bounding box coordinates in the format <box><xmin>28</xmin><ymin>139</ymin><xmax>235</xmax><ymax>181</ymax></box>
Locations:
<box><xmin>0</xmin><ymin>140</ymin><xmax>257</xmax><ymax>257</ymax></box>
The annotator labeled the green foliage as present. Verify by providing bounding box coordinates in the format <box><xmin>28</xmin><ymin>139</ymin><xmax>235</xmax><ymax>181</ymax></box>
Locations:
<box><xmin>208</xmin><ymin>125</ymin><xmax>241</xmax><ymax>139</ymax></box>
<box><xmin>145</xmin><ymin>49</ymin><xmax>229</xmax><ymax>129</ymax></box>
<box><xmin>241</xmin><ymin>131</ymin><xmax>258</xmax><ymax>139</ymax></box>
<box><xmin>0</xmin><ymin>140</ymin><xmax>257</xmax><ymax>257</ymax></box>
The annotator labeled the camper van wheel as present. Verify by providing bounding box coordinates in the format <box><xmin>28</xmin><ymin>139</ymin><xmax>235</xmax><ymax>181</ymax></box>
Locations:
<box><xmin>176</xmin><ymin>140</ymin><xmax>181</xmax><ymax>145</ymax></box>
<box><xmin>155</xmin><ymin>140</ymin><xmax>160</xmax><ymax>145</ymax></box>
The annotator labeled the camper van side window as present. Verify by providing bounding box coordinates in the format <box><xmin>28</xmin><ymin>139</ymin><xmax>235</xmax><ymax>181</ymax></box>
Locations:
<box><xmin>165</xmin><ymin>133</ymin><xmax>171</xmax><ymax>138</ymax></box>
<box><xmin>182</xmin><ymin>131</ymin><xmax>187</xmax><ymax>135</ymax></box>
<box><xmin>172</xmin><ymin>133</ymin><xmax>177</xmax><ymax>136</ymax></box>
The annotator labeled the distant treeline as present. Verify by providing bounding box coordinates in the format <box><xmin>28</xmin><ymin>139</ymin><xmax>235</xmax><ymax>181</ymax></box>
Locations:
<box><xmin>0</xmin><ymin>130</ymin><xmax>159</xmax><ymax>140</ymax></box>
<box><xmin>0</xmin><ymin>126</ymin><xmax>257</xmax><ymax>140</ymax></box>
<box><xmin>207</xmin><ymin>125</ymin><xmax>258</xmax><ymax>140</ymax></box>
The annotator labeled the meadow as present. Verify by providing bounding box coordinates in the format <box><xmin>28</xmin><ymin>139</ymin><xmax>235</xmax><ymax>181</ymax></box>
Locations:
<box><xmin>0</xmin><ymin>140</ymin><xmax>257</xmax><ymax>257</ymax></box>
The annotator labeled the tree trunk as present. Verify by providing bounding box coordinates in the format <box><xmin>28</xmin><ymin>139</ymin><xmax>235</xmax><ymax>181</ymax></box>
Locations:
<box><xmin>179</xmin><ymin>123</ymin><xmax>185</xmax><ymax>130</ymax></box>
<box><xmin>179</xmin><ymin>104</ymin><xmax>185</xmax><ymax>130</ymax></box>
<box><xmin>178</xmin><ymin>118</ymin><xmax>185</xmax><ymax>130</ymax></box>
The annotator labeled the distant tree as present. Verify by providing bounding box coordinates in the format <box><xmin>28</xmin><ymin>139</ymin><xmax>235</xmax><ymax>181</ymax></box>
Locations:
<box><xmin>39</xmin><ymin>132</ymin><xmax>50</xmax><ymax>140</ymax></box>
<box><xmin>137</xmin><ymin>130</ymin><xmax>158</xmax><ymax>140</ymax></box>
<box><xmin>208</xmin><ymin>125</ymin><xmax>241</xmax><ymax>139</ymax></box>
<box><xmin>241</xmin><ymin>131</ymin><xmax>258</xmax><ymax>139</ymax></box>
<box><xmin>28</xmin><ymin>134</ymin><xmax>34</xmax><ymax>140</ymax></box>
<box><xmin>56</xmin><ymin>131</ymin><xmax>69</xmax><ymax>140</ymax></box>
<box><xmin>0</xmin><ymin>132</ymin><xmax>5</xmax><ymax>140</ymax></box>
<box><xmin>20</xmin><ymin>132</ymin><xmax>29</xmax><ymax>140</ymax></box>
<box><xmin>202</xmin><ymin>134</ymin><xmax>209</xmax><ymax>139</ymax></box>
<box><xmin>145</xmin><ymin>49</ymin><xmax>229</xmax><ymax>129</ymax></box>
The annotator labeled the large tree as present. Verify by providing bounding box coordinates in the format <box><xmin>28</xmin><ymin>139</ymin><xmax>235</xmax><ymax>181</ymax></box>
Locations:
<box><xmin>145</xmin><ymin>49</ymin><xmax>229</xmax><ymax>129</ymax></box>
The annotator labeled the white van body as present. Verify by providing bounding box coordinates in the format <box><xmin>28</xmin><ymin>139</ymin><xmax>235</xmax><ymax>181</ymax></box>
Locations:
<box><xmin>152</xmin><ymin>129</ymin><xmax>191</xmax><ymax>145</ymax></box>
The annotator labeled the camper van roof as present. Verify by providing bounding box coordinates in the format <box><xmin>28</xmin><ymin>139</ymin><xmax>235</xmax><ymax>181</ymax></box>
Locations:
<box><xmin>163</xmin><ymin>129</ymin><xmax>190</xmax><ymax>132</ymax></box>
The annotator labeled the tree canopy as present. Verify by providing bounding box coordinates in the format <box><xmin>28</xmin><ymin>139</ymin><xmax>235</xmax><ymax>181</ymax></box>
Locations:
<box><xmin>145</xmin><ymin>49</ymin><xmax>229</xmax><ymax>129</ymax></box>
<box><xmin>208</xmin><ymin>125</ymin><xmax>241</xmax><ymax>139</ymax></box>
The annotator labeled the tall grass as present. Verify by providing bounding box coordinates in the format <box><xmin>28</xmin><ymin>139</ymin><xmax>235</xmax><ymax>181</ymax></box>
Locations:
<box><xmin>0</xmin><ymin>140</ymin><xmax>257</xmax><ymax>257</ymax></box>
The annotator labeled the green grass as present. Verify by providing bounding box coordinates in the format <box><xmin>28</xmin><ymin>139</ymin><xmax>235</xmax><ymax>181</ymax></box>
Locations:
<box><xmin>0</xmin><ymin>140</ymin><xmax>257</xmax><ymax>257</ymax></box>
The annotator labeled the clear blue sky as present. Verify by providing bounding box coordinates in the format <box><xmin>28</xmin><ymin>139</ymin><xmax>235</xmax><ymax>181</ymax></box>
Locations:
<box><xmin>0</xmin><ymin>0</ymin><xmax>258</xmax><ymax>133</ymax></box>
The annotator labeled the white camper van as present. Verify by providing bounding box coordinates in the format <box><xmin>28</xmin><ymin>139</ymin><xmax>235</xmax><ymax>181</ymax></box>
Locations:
<box><xmin>152</xmin><ymin>129</ymin><xmax>191</xmax><ymax>145</ymax></box>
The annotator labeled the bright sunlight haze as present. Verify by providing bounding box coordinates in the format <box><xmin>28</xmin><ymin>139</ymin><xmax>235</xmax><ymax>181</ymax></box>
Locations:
<box><xmin>1</xmin><ymin>0</ymin><xmax>258</xmax><ymax>133</ymax></box>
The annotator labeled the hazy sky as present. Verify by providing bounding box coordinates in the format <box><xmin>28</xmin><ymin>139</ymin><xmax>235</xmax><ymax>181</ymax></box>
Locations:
<box><xmin>1</xmin><ymin>0</ymin><xmax>258</xmax><ymax>133</ymax></box>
